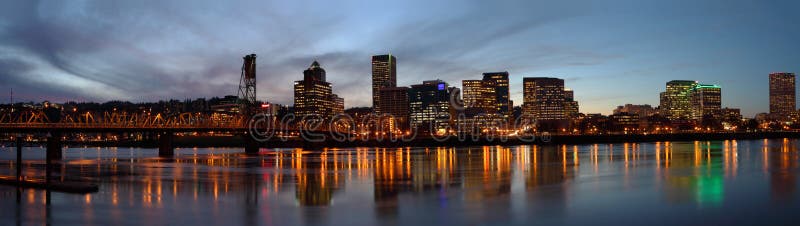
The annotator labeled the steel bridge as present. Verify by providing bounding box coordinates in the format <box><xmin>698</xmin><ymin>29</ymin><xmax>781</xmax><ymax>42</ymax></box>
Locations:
<box><xmin>0</xmin><ymin>108</ymin><xmax>259</xmax><ymax>157</ymax></box>
<box><xmin>0</xmin><ymin>109</ymin><xmax>244</xmax><ymax>129</ymax></box>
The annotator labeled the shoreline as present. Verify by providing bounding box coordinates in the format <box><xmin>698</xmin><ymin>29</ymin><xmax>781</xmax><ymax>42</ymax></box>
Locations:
<box><xmin>10</xmin><ymin>132</ymin><xmax>799</xmax><ymax>149</ymax></box>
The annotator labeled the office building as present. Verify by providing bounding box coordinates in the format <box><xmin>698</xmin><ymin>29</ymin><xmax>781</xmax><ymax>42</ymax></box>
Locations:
<box><xmin>613</xmin><ymin>104</ymin><xmax>658</xmax><ymax>118</ymax></box>
<box><xmin>659</xmin><ymin>80</ymin><xmax>697</xmax><ymax>120</ymax></box>
<box><xmin>331</xmin><ymin>94</ymin><xmax>344</xmax><ymax>115</ymax></box>
<box><xmin>294</xmin><ymin>61</ymin><xmax>343</xmax><ymax>119</ymax></box>
<box><xmin>372</xmin><ymin>54</ymin><xmax>397</xmax><ymax>114</ymax></box>
<box><xmin>690</xmin><ymin>84</ymin><xmax>721</xmax><ymax>120</ymax></box>
<box><xmin>609</xmin><ymin>112</ymin><xmax>640</xmax><ymax>132</ymax></box>
<box><xmin>409</xmin><ymin>80</ymin><xmax>454</xmax><ymax>134</ymax></box>
<box><xmin>564</xmin><ymin>88</ymin><xmax>579</xmax><ymax>118</ymax></box>
<box><xmin>378</xmin><ymin>87</ymin><xmax>410</xmax><ymax>131</ymax></box>
<box><xmin>482</xmin><ymin>72</ymin><xmax>511</xmax><ymax>120</ymax></box>
<box><xmin>522</xmin><ymin>77</ymin><xmax>565</xmax><ymax>120</ymax></box>
<box><xmin>769</xmin><ymin>72</ymin><xmax>796</xmax><ymax>120</ymax></box>
<box><xmin>461</xmin><ymin>79</ymin><xmax>495</xmax><ymax>114</ymax></box>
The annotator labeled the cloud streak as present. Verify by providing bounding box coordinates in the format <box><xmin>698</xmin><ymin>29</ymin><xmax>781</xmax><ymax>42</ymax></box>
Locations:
<box><xmin>1</xmin><ymin>0</ymin><xmax>799</xmax><ymax>117</ymax></box>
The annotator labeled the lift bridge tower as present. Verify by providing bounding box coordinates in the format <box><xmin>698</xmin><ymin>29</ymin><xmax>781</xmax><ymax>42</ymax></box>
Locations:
<box><xmin>238</xmin><ymin>54</ymin><xmax>257</xmax><ymax>118</ymax></box>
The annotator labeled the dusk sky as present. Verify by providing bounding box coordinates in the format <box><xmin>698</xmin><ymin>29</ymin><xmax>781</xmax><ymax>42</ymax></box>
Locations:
<box><xmin>1</xmin><ymin>0</ymin><xmax>798</xmax><ymax>117</ymax></box>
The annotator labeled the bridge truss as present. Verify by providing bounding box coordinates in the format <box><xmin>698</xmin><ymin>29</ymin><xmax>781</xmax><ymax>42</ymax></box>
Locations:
<box><xmin>0</xmin><ymin>109</ymin><xmax>245</xmax><ymax>129</ymax></box>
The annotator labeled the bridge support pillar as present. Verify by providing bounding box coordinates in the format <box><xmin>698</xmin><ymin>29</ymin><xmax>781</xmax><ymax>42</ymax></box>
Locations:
<box><xmin>16</xmin><ymin>137</ymin><xmax>22</xmax><ymax>183</ymax></box>
<box><xmin>244</xmin><ymin>133</ymin><xmax>259</xmax><ymax>154</ymax></box>
<box><xmin>46</xmin><ymin>132</ymin><xmax>62</xmax><ymax>160</ymax></box>
<box><xmin>158</xmin><ymin>132</ymin><xmax>174</xmax><ymax>157</ymax></box>
<box><xmin>45</xmin><ymin>132</ymin><xmax>61</xmax><ymax>184</ymax></box>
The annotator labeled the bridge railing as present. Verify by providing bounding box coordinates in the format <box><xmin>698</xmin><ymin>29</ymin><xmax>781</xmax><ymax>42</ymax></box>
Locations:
<box><xmin>0</xmin><ymin>110</ymin><xmax>247</xmax><ymax>129</ymax></box>
<box><xmin>0</xmin><ymin>122</ymin><xmax>245</xmax><ymax>129</ymax></box>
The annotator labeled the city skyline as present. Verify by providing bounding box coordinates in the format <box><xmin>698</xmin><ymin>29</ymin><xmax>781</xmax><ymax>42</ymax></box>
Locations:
<box><xmin>1</xmin><ymin>1</ymin><xmax>799</xmax><ymax>117</ymax></box>
<box><xmin>4</xmin><ymin>2</ymin><xmax>800</xmax><ymax>226</ymax></box>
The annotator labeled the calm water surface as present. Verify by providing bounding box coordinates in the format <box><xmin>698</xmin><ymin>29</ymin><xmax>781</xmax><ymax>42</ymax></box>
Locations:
<box><xmin>1</xmin><ymin>139</ymin><xmax>799</xmax><ymax>226</ymax></box>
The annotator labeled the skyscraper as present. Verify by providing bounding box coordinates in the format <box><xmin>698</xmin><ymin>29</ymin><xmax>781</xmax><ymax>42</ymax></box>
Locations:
<box><xmin>522</xmin><ymin>77</ymin><xmax>566</xmax><ymax>121</ymax></box>
<box><xmin>294</xmin><ymin>61</ymin><xmax>343</xmax><ymax>119</ymax></box>
<box><xmin>378</xmin><ymin>87</ymin><xmax>410</xmax><ymax>132</ymax></box>
<box><xmin>409</xmin><ymin>80</ymin><xmax>453</xmax><ymax>134</ymax></box>
<box><xmin>372</xmin><ymin>54</ymin><xmax>397</xmax><ymax>113</ymax></box>
<box><xmin>461</xmin><ymin>79</ymin><xmax>495</xmax><ymax>114</ymax></box>
<box><xmin>482</xmin><ymin>72</ymin><xmax>511</xmax><ymax>120</ymax></box>
<box><xmin>690</xmin><ymin>84</ymin><xmax>721</xmax><ymax>120</ymax></box>
<box><xmin>769</xmin><ymin>72</ymin><xmax>796</xmax><ymax>120</ymax></box>
<box><xmin>659</xmin><ymin>80</ymin><xmax>697</xmax><ymax>120</ymax></box>
<box><xmin>305</xmin><ymin>61</ymin><xmax>326</xmax><ymax>81</ymax></box>
<box><xmin>563</xmin><ymin>88</ymin><xmax>579</xmax><ymax>118</ymax></box>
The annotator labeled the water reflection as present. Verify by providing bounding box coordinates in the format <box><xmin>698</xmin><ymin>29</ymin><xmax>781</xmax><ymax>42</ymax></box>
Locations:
<box><xmin>766</xmin><ymin>139</ymin><xmax>798</xmax><ymax>201</ymax></box>
<box><xmin>0</xmin><ymin>139</ymin><xmax>799</xmax><ymax>226</ymax></box>
<box><xmin>659</xmin><ymin>141</ymin><xmax>726</xmax><ymax>206</ymax></box>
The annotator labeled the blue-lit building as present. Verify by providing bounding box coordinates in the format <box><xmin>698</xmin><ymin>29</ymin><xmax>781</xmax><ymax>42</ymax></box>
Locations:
<box><xmin>408</xmin><ymin>80</ymin><xmax>457</xmax><ymax>134</ymax></box>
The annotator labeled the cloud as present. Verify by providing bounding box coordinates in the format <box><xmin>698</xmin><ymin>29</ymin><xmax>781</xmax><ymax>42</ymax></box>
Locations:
<box><xmin>2</xmin><ymin>0</ymin><xmax>794</xmax><ymax>117</ymax></box>
<box><xmin>0</xmin><ymin>0</ymin><xmax>605</xmax><ymax>107</ymax></box>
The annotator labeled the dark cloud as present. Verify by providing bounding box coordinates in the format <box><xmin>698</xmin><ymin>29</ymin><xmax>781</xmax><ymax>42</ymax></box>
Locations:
<box><xmin>0</xmin><ymin>0</ymin><xmax>602</xmax><ymax>108</ymax></box>
<box><xmin>2</xmin><ymin>0</ymin><xmax>795</xmax><ymax>116</ymax></box>
<box><xmin>0</xmin><ymin>58</ymin><xmax>93</xmax><ymax>102</ymax></box>
<box><xmin>0</xmin><ymin>58</ymin><xmax>34</xmax><ymax>76</ymax></box>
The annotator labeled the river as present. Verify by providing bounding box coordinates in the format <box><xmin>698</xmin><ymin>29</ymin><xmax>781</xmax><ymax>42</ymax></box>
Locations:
<box><xmin>1</xmin><ymin>139</ymin><xmax>798</xmax><ymax>225</ymax></box>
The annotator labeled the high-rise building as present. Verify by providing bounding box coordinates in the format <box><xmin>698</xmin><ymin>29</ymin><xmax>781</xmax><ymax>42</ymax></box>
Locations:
<box><xmin>769</xmin><ymin>72</ymin><xmax>796</xmax><ymax>120</ymax></box>
<box><xmin>659</xmin><ymin>80</ymin><xmax>698</xmax><ymax>120</ymax></box>
<box><xmin>690</xmin><ymin>84</ymin><xmax>721</xmax><ymax>120</ymax></box>
<box><xmin>378</xmin><ymin>87</ymin><xmax>410</xmax><ymax>131</ymax></box>
<box><xmin>461</xmin><ymin>79</ymin><xmax>495</xmax><ymax>114</ymax></box>
<box><xmin>563</xmin><ymin>88</ymin><xmax>579</xmax><ymax>118</ymax></box>
<box><xmin>372</xmin><ymin>54</ymin><xmax>397</xmax><ymax>114</ymax></box>
<box><xmin>331</xmin><ymin>94</ymin><xmax>344</xmax><ymax>115</ymax></box>
<box><xmin>294</xmin><ymin>61</ymin><xmax>343</xmax><ymax>119</ymax></box>
<box><xmin>305</xmin><ymin>61</ymin><xmax>326</xmax><ymax>81</ymax></box>
<box><xmin>482</xmin><ymin>72</ymin><xmax>511</xmax><ymax>120</ymax></box>
<box><xmin>522</xmin><ymin>77</ymin><xmax>565</xmax><ymax>121</ymax></box>
<box><xmin>409</xmin><ymin>80</ymin><xmax>453</xmax><ymax>134</ymax></box>
<box><xmin>564</xmin><ymin>88</ymin><xmax>574</xmax><ymax>101</ymax></box>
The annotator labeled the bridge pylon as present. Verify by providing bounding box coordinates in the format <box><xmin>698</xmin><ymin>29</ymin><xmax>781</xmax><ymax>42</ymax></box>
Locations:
<box><xmin>158</xmin><ymin>132</ymin><xmax>174</xmax><ymax>157</ymax></box>
<box><xmin>238</xmin><ymin>54</ymin><xmax>257</xmax><ymax>119</ymax></box>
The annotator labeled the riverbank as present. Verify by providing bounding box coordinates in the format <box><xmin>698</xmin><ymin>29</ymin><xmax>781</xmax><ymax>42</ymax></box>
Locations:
<box><xmin>19</xmin><ymin>131</ymin><xmax>800</xmax><ymax>149</ymax></box>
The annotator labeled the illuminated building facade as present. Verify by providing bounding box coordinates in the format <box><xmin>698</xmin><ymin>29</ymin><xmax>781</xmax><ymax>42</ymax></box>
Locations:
<box><xmin>409</xmin><ymin>80</ymin><xmax>453</xmax><ymax>133</ymax></box>
<box><xmin>210</xmin><ymin>95</ymin><xmax>240</xmax><ymax>114</ymax></box>
<box><xmin>690</xmin><ymin>84</ymin><xmax>721</xmax><ymax>120</ymax></box>
<box><xmin>522</xmin><ymin>77</ymin><xmax>566</xmax><ymax>121</ymax></box>
<box><xmin>659</xmin><ymin>80</ymin><xmax>698</xmax><ymax>120</ymax></box>
<box><xmin>564</xmin><ymin>88</ymin><xmax>579</xmax><ymax>119</ymax></box>
<box><xmin>372</xmin><ymin>54</ymin><xmax>397</xmax><ymax>114</ymax></box>
<box><xmin>609</xmin><ymin>112</ymin><xmax>640</xmax><ymax>132</ymax></box>
<box><xmin>461</xmin><ymin>79</ymin><xmax>495</xmax><ymax>114</ymax></box>
<box><xmin>720</xmin><ymin>108</ymin><xmax>742</xmax><ymax>122</ymax></box>
<box><xmin>720</xmin><ymin>107</ymin><xmax>742</xmax><ymax>129</ymax></box>
<box><xmin>482</xmin><ymin>72</ymin><xmax>511</xmax><ymax>120</ymax></box>
<box><xmin>294</xmin><ymin>61</ymin><xmax>343</xmax><ymax>119</ymax></box>
<box><xmin>331</xmin><ymin>94</ymin><xmax>344</xmax><ymax>115</ymax></box>
<box><xmin>613</xmin><ymin>104</ymin><xmax>657</xmax><ymax>118</ymax></box>
<box><xmin>769</xmin><ymin>72</ymin><xmax>796</xmax><ymax>120</ymax></box>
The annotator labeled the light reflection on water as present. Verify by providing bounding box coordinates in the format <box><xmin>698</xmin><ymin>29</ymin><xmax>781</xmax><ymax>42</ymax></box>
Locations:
<box><xmin>0</xmin><ymin>139</ymin><xmax>798</xmax><ymax>226</ymax></box>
